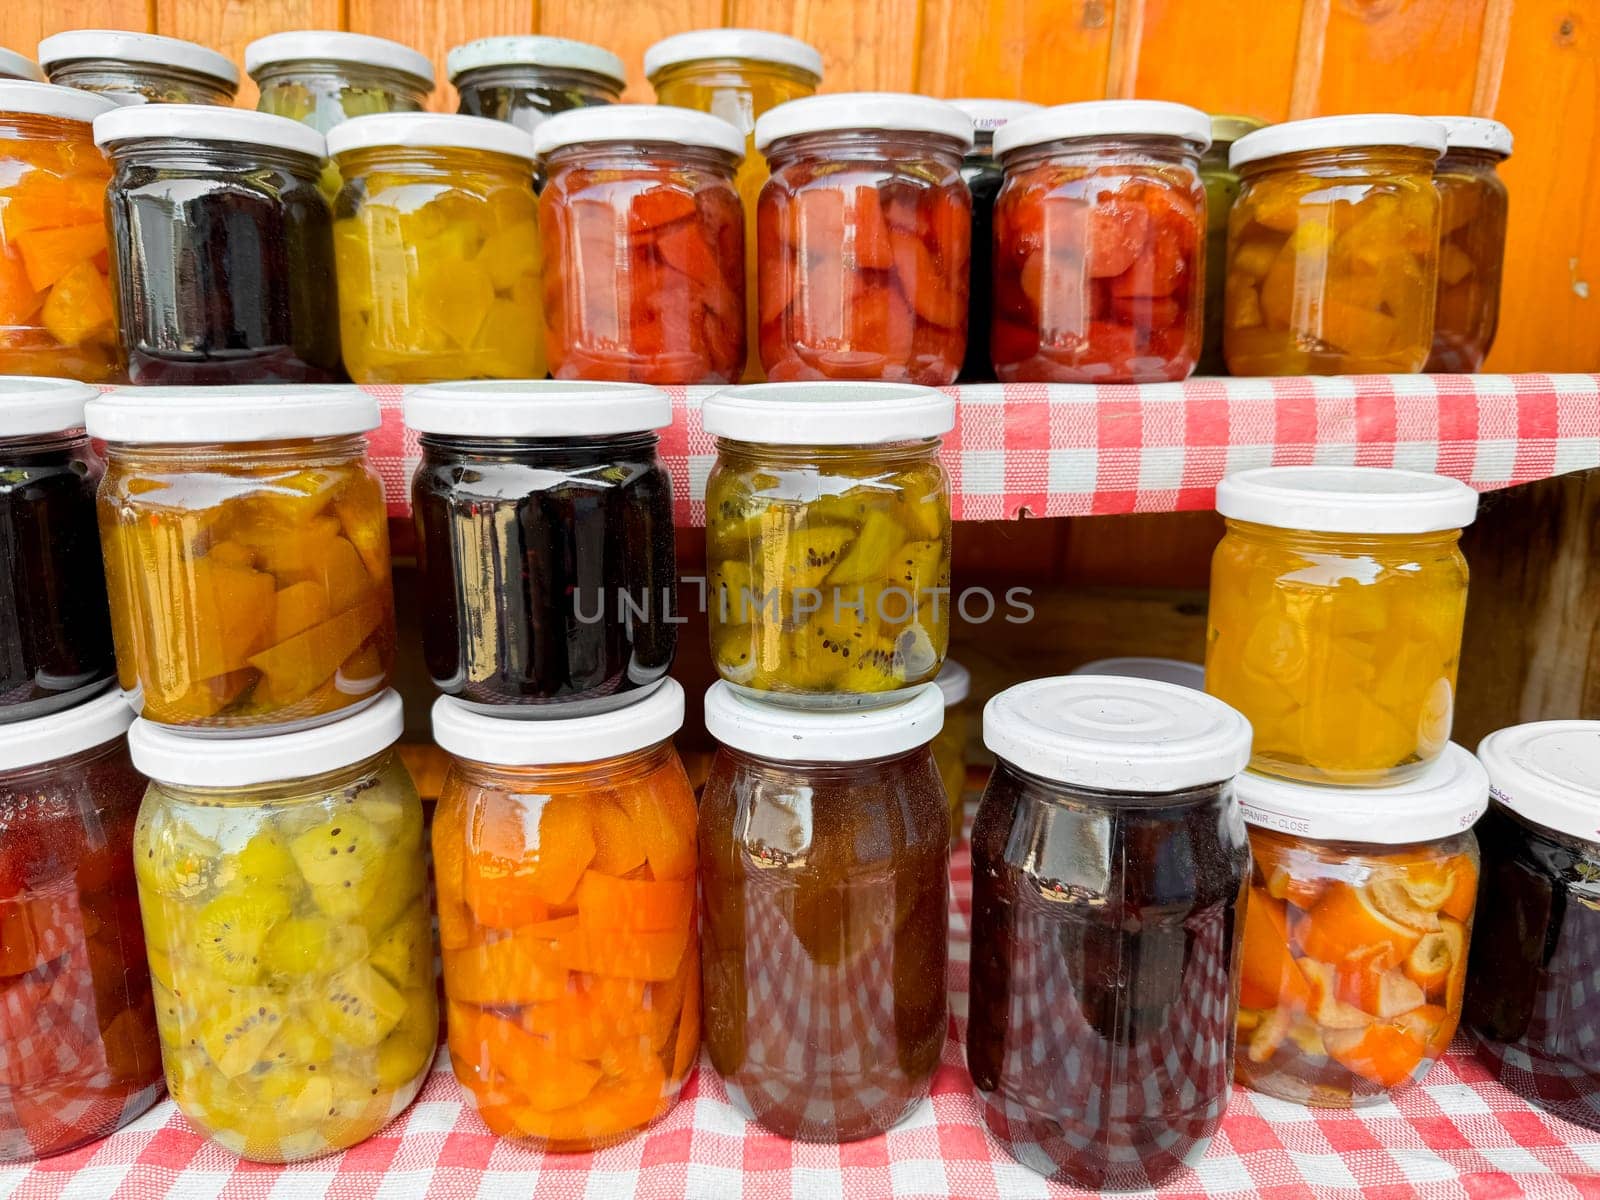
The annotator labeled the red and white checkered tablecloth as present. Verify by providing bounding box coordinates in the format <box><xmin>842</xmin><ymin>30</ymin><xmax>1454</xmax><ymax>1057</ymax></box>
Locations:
<box><xmin>363</xmin><ymin>374</ymin><xmax>1600</xmax><ymax>526</ymax></box>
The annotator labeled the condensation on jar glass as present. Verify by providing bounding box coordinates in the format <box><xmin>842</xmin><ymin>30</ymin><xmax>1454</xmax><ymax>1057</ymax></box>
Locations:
<box><xmin>1204</xmin><ymin>466</ymin><xmax>1478</xmax><ymax>786</ymax></box>
<box><xmin>1198</xmin><ymin>114</ymin><xmax>1267</xmax><ymax>375</ymax></box>
<box><xmin>128</xmin><ymin>692</ymin><xmax>435</xmax><ymax>1164</ymax></box>
<box><xmin>991</xmin><ymin>100</ymin><xmax>1210</xmax><ymax>384</ymax></box>
<box><xmin>1233</xmin><ymin>746</ymin><xmax>1487</xmax><ymax>1107</ymax></box>
<box><xmin>38</xmin><ymin>30</ymin><xmax>238</xmax><ymax>106</ymax></box>
<box><xmin>451</xmin><ymin>36</ymin><xmax>624</xmax><ymax>135</ymax></box>
<box><xmin>535</xmin><ymin>105</ymin><xmax>746</xmax><ymax>384</ymax></box>
<box><xmin>700</xmin><ymin>682</ymin><xmax>949</xmax><ymax>1141</ymax></box>
<box><xmin>0</xmin><ymin>49</ymin><xmax>44</xmax><ymax>83</ymax></box>
<box><xmin>968</xmin><ymin>675</ymin><xmax>1252</xmax><ymax>1191</ymax></box>
<box><xmin>431</xmin><ymin>682</ymin><xmax>699</xmax><ymax>1151</ymax></box>
<box><xmin>754</xmin><ymin>93</ymin><xmax>973</xmax><ymax>385</ymax></box>
<box><xmin>1425</xmin><ymin>117</ymin><xmax>1511</xmax><ymax>373</ymax></box>
<box><xmin>247</xmin><ymin>31</ymin><xmax>434</xmax><ymax>136</ymax></box>
<box><xmin>85</xmin><ymin>387</ymin><xmax>396</xmax><ymax>734</ymax></box>
<box><xmin>933</xmin><ymin>658</ymin><xmax>972</xmax><ymax>841</ymax></box>
<box><xmin>701</xmin><ymin>383</ymin><xmax>954</xmax><ymax>708</ymax></box>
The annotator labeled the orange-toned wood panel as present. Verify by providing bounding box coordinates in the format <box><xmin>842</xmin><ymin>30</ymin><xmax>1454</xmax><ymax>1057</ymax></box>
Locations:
<box><xmin>1128</xmin><ymin>0</ymin><xmax>1300</xmax><ymax>120</ymax></box>
<box><xmin>537</xmin><ymin>0</ymin><xmax>724</xmax><ymax>101</ymax></box>
<box><xmin>4</xmin><ymin>1</ymin><xmax>150</xmax><ymax>53</ymax></box>
<box><xmin>153</xmin><ymin>0</ymin><xmax>339</xmax><ymax>109</ymax></box>
<box><xmin>730</xmin><ymin>0</ymin><xmax>924</xmax><ymax>92</ymax></box>
<box><xmin>1300</xmin><ymin>0</ymin><xmax>1492</xmax><ymax>116</ymax></box>
<box><xmin>917</xmin><ymin>0</ymin><xmax>1115</xmax><ymax>101</ymax></box>
<box><xmin>346</xmin><ymin>0</ymin><xmax>536</xmax><ymax>111</ymax></box>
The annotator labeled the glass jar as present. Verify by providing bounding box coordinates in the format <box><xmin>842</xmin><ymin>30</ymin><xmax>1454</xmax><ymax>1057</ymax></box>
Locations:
<box><xmin>86</xmin><ymin>387</ymin><xmax>396</xmax><ymax>733</ymax></box>
<box><xmin>0</xmin><ymin>83</ymin><xmax>121</xmax><ymax>382</ymax></box>
<box><xmin>701</xmin><ymin>681</ymin><xmax>948</xmax><ymax>1140</ymax></box>
<box><xmin>128</xmin><ymin>692</ymin><xmax>435</xmax><ymax>1164</ymax></box>
<box><xmin>755</xmin><ymin>94</ymin><xmax>973</xmax><ymax>385</ymax></box>
<box><xmin>1425</xmin><ymin>118</ymin><xmax>1511</xmax><ymax>373</ymax></box>
<box><xmin>0</xmin><ymin>49</ymin><xmax>44</xmax><ymax>83</ymax></box>
<box><xmin>933</xmin><ymin>658</ymin><xmax>971</xmax><ymax>840</ymax></box>
<box><xmin>39</xmin><ymin>30</ymin><xmax>238</xmax><ymax>106</ymax></box>
<box><xmin>431</xmin><ymin>682</ymin><xmax>699</xmax><ymax>1151</ymax></box>
<box><xmin>95</xmin><ymin>105</ymin><xmax>343</xmax><ymax>385</ymax></box>
<box><xmin>1232</xmin><ymin>746</ymin><xmax>1486</xmax><ymax>1107</ymax></box>
<box><xmin>701</xmin><ymin>383</ymin><xmax>955</xmax><ymax>707</ymax></box>
<box><xmin>451</xmin><ymin>36</ymin><xmax>624</xmax><ymax>135</ymax></box>
<box><xmin>329</xmin><ymin>114</ymin><xmax>543</xmax><ymax>384</ymax></box>
<box><xmin>1072</xmin><ymin>655</ymin><xmax>1206</xmax><ymax>689</ymax></box>
<box><xmin>992</xmin><ymin>100</ymin><xmax>1210</xmax><ymax>384</ymax></box>
<box><xmin>1198</xmin><ymin>114</ymin><xmax>1266</xmax><ymax>374</ymax></box>
<box><xmin>968</xmin><ymin>675</ymin><xmax>1252</xmax><ymax>1190</ymax></box>
<box><xmin>1224</xmin><ymin>115</ymin><xmax>1445</xmax><ymax>376</ymax></box>
<box><xmin>407</xmin><ymin>382</ymin><xmax>677</xmax><ymax>714</ymax></box>
<box><xmin>0</xmin><ymin>693</ymin><xmax>162</xmax><ymax>1162</ymax></box>
<box><xmin>0</xmin><ymin>379</ymin><xmax>116</xmax><ymax>722</ymax></box>
<box><xmin>248</xmin><ymin>32</ymin><xmax>433</xmax><ymax>135</ymax></box>
<box><xmin>1206</xmin><ymin>466</ymin><xmax>1477</xmax><ymax>785</ymax></box>
<box><xmin>535</xmin><ymin>106</ymin><xmax>746</xmax><ymax>384</ymax></box>
<box><xmin>647</xmin><ymin>29</ymin><xmax>823</xmax><ymax>383</ymax></box>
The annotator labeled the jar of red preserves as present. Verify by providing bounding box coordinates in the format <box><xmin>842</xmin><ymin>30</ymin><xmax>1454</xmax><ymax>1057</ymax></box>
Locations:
<box><xmin>991</xmin><ymin>101</ymin><xmax>1210</xmax><ymax>383</ymax></box>
<box><xmin>754</xmin><ymin>94</ymin><xmax>973</xmax><ymax>385</ymax></box>
<box><xmin>534</xmin><ymin>106</ymin><xmax>746</xmax><ymax>385</ymax></box>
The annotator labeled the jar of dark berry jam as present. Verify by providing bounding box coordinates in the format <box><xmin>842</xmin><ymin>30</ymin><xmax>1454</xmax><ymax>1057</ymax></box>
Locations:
<box><xmin>968</xmin><ymin>675</ymin><xmax>1252</xmax><ymax>1190</ymax></box>
<box><xmin>407</xmin><ymin>381</ymin><xmax>678</xmax><ymax>716</ymax></box>
<box><xmin>450</xmin><ymin>36</ymin><xmax>624</xmax><ymax>136</ymax></box>
<box><xmin>94</xmin><ymin>105</ymin><xmax>343</xmax><ymax>384</ymax></box>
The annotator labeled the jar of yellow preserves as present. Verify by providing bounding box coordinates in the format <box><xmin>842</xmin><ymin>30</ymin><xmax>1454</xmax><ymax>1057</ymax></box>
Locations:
<box><xmin>329</xmin><ymin>114</ymin><xmax>543</xmax><ymax>384</ymax></box>
<box><xmin>1223</xmin><ymin>116</ymin><xmax>1446</xmax><ymax>376</ymax></box>
<box><xmin>1425</xmin><ymin>118</ymin><xmax>1511</xmax><ymax>373</ymax></box>
<box><xmin>1205</xmin><ymin>467</ymin><xmax>1478</xmax><ymax>786</ymax></box>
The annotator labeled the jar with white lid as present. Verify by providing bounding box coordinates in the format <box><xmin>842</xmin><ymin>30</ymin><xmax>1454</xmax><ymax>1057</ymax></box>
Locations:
<box><xmin>451</xmin><ymin>36</ymin><xmax>624</xmax><ymax>135</ymax></box>
<box><xmin>38</xmin><ymin>30</ymin><xmax>238</xmax><ymax>106</ymax></box>
<box><xmin>967</xmin><ymin>675</ymin><xmax>1252</xmax><ymax>1190</ymax></box>
<box><xmin>933</xmin><ymin>658</ymin><xmax>972</xmax><ymax>839</ymax></box>
<box><xmin>700</xmin><ymin>681</ymin><xmax>949</xmax><ymax>1140</ymax></box>
<box><xmin>248</xmin><ymin>31</ymin><xmax>434</xmax><ymax>136</ymax></box>
<box><xmin>701</xmin><ymin>382</ymin><xmax>955</xmax><ymax>707</ymax></box>
<box><xmin>0</xmin><ymin>48</ymin><xmax>44</xmax><ymax>83</ymax></box>
<box><xmin>1425</xmin><ymin>117</ymin><xmax>1512</xmax><ymax>373</ymax></box>
<box><xmin>1233</xmin><ymin>745</ymin><xmax>1487</xmax><ymax>1107</ymax></box>
<box><xmin>1072</xmin><ymin>655</ymin><xmax>1206</xmax><ymax>690</ymax></box>
<box><xmin>1205</xmin><ymin>466</ymin><xmax>1478</xmax><ymax>786</ymax></box>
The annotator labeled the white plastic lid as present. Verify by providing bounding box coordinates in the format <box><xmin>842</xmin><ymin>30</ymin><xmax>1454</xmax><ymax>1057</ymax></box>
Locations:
<box><xmin>704</xmin><ymin>681</ymin><xmax>944</xmax><ymax>763</ymax></box>
<box><xmin>644</xmin><ymin>29</ymin><xmax>822</xmax><ymax>80</ymax></box>
<box><xmin>1478</xmin><ymin>721</ymin><xmax>1600</xmax><ymax>843</ymax></box>
<box><xmin>1230</xmin><ymin>113</ymin><xmax>1446</xmax><ymax>170</ymax></box>
<box><xmin>328</xmin><ymin>112</ymin><xmax>536</xmax><ymax>163</ymax></box>
<box><xmin>701</xmin><ymin>383</ymin><xmax>955</xmax><ymax>446</ymax></box>
<box><xmin>755</xmin><ymin>93</ymin><xmax>974</xmax><ymax>152</ymax></box>
<box><xmin>1072</xmin><ymin>656</ymin><xmax>1205</xmax><ymax>691</ymax></box>
<box><xmin>984</xmin><ymin>675</ymin><xmax>1252</xmax><ymax>794</ymax></box>
<box><xmin>39</xmin><ymin>30</ymin><xmax>239</xmax><ymax>87</ymax></box>
<box><xmin>0</xmin><ymin>690</ymin><xmax>134</xmax><ymax>773</ymax></box>
<box><xmin>94</xmin><ymin>103</ymin><xmax>325</xmax><ymax>160</ymax></box>
<box><xmin>85</xmin><ymin>386</ymin><xmax>378</xmax><ymax>444</ymax></box>
<box><xmin>1434</xmin><ymin>115</ymin><xmax>1513</xmax><ymax>157</ymax></box>
<box><xmin>935</xmin><ymin>660</ymin><xmax>970</xmax><ymax>706</ymax></box>
<box><xmin>405</xmin><ymin>380</ymin><xmax>671</xmax><ymax>438</ymax></box>
<box><xmin>1215</xmin><ymin>466</ymin><xmax>1479</xmax><ymax>534</ymax></box>
<box><xmin>431</xmin><ymin>679</ymin><xmax>685</xmax><ymax>767</ymax></box>
<box><xmin>245</xmin><ymin>31</ymin><xmax>435</xmax><ymax>85</ymax></box>
<box><xmin>534</xmin><ymin>103</ymin><xmax>744</xmax><ymax>160</ymax></box>
<box><xmin>129</xmin><ymin>690</ymin><xmax>403</xmax><ymax>788</ymax></box>
<box><xmin>448</xmin><ymin>36</ymin><xmax>625</xmax><ymax>87</ymax></box>
<box><xmin>1237</xmin><ymin>744</ymin><xmax>1487</xmax><ymax>844</ymax></box>
<box><xmin>995</xmin><ymin>99</ymin><xmax>1211</xmax><ymax>158</ymax></box>
<box><xmin>0</xmin><ymin>79</ymin><xmax>118</xmax><ymax>124</ymax></box>
<box><xmin>0</xmin><ymin>376</ymin><xmax>98</xmax><ymax>437</ymax></box>
<box><xmin>949</xmin><ymin>98</ymin><xmax>1042</xmax><ymax>134</ymax></box>
<box><xmin>0</xmin><ymin>48</ymin><xmax>46</xmax><ymax>83</ymax></box>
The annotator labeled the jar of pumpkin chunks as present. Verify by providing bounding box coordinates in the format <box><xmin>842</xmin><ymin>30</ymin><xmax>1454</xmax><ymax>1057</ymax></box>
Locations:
<box><xmin>1234</xmin><ymin>743</ymin><xmax>1486</xmax><ymax>1106</ymax></box>
<box><xmin>85</xmin><ymin>386</ymin><xmax>396</xmax><ymax>733</ymax></box>
<box><xmin>431</xmin><ymin>680</ymin><xmax>699</xmax><ymax>1151</ymax></box>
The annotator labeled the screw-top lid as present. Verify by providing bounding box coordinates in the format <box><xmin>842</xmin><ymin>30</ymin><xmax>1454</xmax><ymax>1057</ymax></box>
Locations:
<box><xmin>1215</xmin><ymin>466</ymin><xmax>1479</xmax><ymax>535</ymax></box>
<box><xmin>0</xmin><ymin>376</ymin><xmax>98</xmax><ymax>438</ymax></box>
<box><xmin>0</xmin><ymin>79</ymin><xmax>118</xmax><ymax>124</ymax></box>
<box><xmin>85</xmin><ymin>386</ymin><xmax>378</xmax><ymax>444</ymax></box>
<box><xmin>245</xmin><ymin>31</ymin><xmax>435</xmax><ymax>86</ymax></box>
<box><xmin>995</xmin><ymin>99</ymin><xmax>1211</xmax><ymax>159</ymax></box>
<box><xmin>0</xmin><ymin>47</ymin><xmax>46</xmax><ymax>83</ymax></box>
<box><xmin>39</xmin><ymin>30</ymin><xmax>239</xmax><ymax>87</ymax></box>
<box><xmin>1209</xmin><ymin>113</ymin><xmax>1267</xmax><ymax>148</ymax></box>
<box><xmin>406</xmin><ymin>380</ymin><xmax>671</xmax><ymax>438</ymax></box>
<box><xmin>431</xmin><ymin>680</ymin><xmax>685</xmax><ymax>767</ymax></box>
<box><xmin>328</xmin><ymin>112</ymin><xmax>536</xmax><ymax>162</ymax></box>
<box><xmin>94</xmin><ymin>103</ymin><xmax>325</xmax><ymax>159</ymax></box>
<box><xmin>449</xmin><ymin>36</ymin><xmax>626</xmax><ymax>87</ymax></box>
<box><xmin>948</xmin><ymin>98</ymin><xmax>1043</xmax><ymax>135</ymax></box>
<box><xmin>935</xmin><ymin>660</ymin><xmax>970</xmax><ymax>706</ymax></box>
<box><xmin>1072</xmin><ymin>656</ymin><xmax>1205</xmax><ymax>691</ymax></box>
<box><xmin>1433</xmin><ymin>115</ymin><xmax>1513</xmax><ymax>158</ymax></box>
<box><xmin>1230</xmin><ymin>113</ymin><xmax>1447</xmax><ymax>171</ymax></box>
<box><xmin>705</xmin><ymin>681</ymin><xmax>944</xmax><ymax>763</ymax></box>
<box><xmin>1237</xmin><ymin>744</ymin><xmax>1487</xmax><ymax>844</ymax></box>
<box><xmin>984</xmin><ymin>675</ymin><xmax>1252</xmax><ymax>794</ymax></box>
<box><xmin>644</xmin><ymin>29</ymin><xmax>822</xmax><ymax>81</ymax></box>
<box><xmin>701</xmin><ymin>383</ymin><xmax>955</xmax><ymax>446</ymax></box>
<box><xmin>1478</xmin><ymin>721</ymin><xmax>1600</xmax><ymax>843</ymax></box>
<box><xmin>0</xmin><ymin>690</ymin><xmax>134</xmax><ymax>773</ymax></box>
<box><xmin>755</xmin><ymin>93</ymin><xmax>974</xmax><ymax>152</ymax></box>
<box><xmin>534</xmin><ymin>103</ymin><xmax>744</xmax><ymax>160</ymax></box>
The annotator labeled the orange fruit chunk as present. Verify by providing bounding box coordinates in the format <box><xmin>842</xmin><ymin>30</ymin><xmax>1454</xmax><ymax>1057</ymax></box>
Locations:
<box><xmin>1297</xmin><ymin>882</ymin><xmax>1424</xmax><ymax>969</ymax></box>
<box><xmin>467</xmin><ymin>793</ymin><xmax>596</xmax><ymax>919</ymax></box>
<box><xmin>1439</xmin><ymin>855</ymin><xmax>1478</xmax><ymax>923</ymax></box>
<box><xmin>1337</xmin><ymin>963</ymin><xmax>1426</xmax><ymax>1019</ymax></box>
<box><xmin>247</xmin><ymin>597</ymin><xmax>383</xmax><ymax>706</ymax></box>
<box><xmin>0</xmin><ymin>174</ymin><xmax>104</xmax><ymax>239</ymax></box>
<box><xmin>16</xmin><ymin>222</ymin><xmax>106</xmax><ymax>292</ymax></box>
<box><xmin>616</xmin><ymin>776</ymin><xmax>697</xmax><ymax>881</ymax></box>
<box><xmin>475</xmin><ymin>1010</ymin><xmax>604</xmax><ymax>1111</ymax></box>
<box><xmin>39</xmin><ymin>259</ymin><xmax>113</xmax><ymax>346</ymax></box>
<box><xmin>515</xmin><ymin>975</ymin><xmax>650</xmax><ymax>1061</ymax></box>
<box><xmin>1323</xmin><ymin>1021</ymin><xmax>1427</xmax><ymax>1088</ymax></box>
<box><xmin>186</xmin><ymin>558</ymin><xmax>277</xmax><ymax>680</ymax></box>
<box><xmin>272</xmin><ymin>580</ymin><xmax>331</xmax><ymax>642</ymax></box>
<box><xmin>671</xmin><ymin>958</ymin><xmax>701</xmax><ymax>1079</ymax></box>
<box><xmin>444</xmin><ymin>928</ymin><xmax>568</xmax><ymax>1006</ymax></box>
<box><xmin>1240</xmin><ymin>887</ymin><xmax>1312</xmax><ymax>1010</ymax></box>
<box><xmin>0</xmin><ymin>244</ymin><xmax>41</xmax><ymax>325</ymax></box>
<box><xmin>155</xmin><ymin>669</ymin><xmax>253</xmax><ymax>722</ymax></box>
<box><xmin>1403</xmin><ymin>930</ymin><xmax>1453</xmax><ymax>997</ymax></box>
<box><xmin>589</xmin><ymin>801</ymin><xmax>647</xmax><ymax>876</ymax></box>
<box><xmin>574</xmin><ymin>872</ymin><xmax>693</xmax><ymax>934</ymax></box>
<box><xmin>555</xmin><ymin>921</ymin><xmax>691</xmax><ymax>983</ymax></box>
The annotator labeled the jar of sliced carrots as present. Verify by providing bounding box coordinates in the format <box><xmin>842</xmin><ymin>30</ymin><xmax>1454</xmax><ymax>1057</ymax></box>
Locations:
<box><xmin>431</xmin><ymin>680</ymin><xmax>699</xmax><ymax>1151</ymax></box>
<box><xmin>1234</xmin><ymin>743</ymin><xmax>1487</xmax><ymax>1107</ymax></box>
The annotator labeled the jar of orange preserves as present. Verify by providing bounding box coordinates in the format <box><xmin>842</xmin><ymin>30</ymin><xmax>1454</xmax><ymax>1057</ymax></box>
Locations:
<box><xmin>431</xmin><ymin>680</ymin><xmax>699</xmax><ymax>1151</ymax></box>
<box><xmin>1425</xmin><ymin>118</ymin><xmax>1511</xmax><ymax>373</ymax></box>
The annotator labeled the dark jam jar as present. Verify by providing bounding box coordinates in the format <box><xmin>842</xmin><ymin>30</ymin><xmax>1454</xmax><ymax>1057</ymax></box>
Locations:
<box><xmin>699</xmin><ymin>682</ymin><xmax>950</xmax><ymax>1141</ymax></box>
<box><xmin>449</xmin><ymin>36</ymin><xmax>624</xmax><ymax>136</ymax></box>
<box><xmin>94</xmin><ymin>105</ymin><xmax>343</xmax><ymax>385</ymax></box>
<box><xmin>0</xmin><ymin>379</ymin><xmax>115</xmax><ymax>721</ymax></box>
<box><xmin>967</xmin><ymin>675</ymin><xmax>1252</xmax><ymax>1190</ymax></box>
<box><xmin>408</xmin><ymin>382</ymin><xmax>678</xmax><ymax>716</ymax></box>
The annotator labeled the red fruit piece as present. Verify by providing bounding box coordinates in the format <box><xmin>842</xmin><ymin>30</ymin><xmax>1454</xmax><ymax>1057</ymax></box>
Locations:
<box><xmin>1086</xmin><ymin>199</ymin><xmax>1150</xmax><ymax>279</ymax></box>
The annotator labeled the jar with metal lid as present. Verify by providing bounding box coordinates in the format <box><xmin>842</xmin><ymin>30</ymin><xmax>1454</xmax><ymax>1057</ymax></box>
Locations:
<box><xmin>329</xmin><ymin>114</ymin><xmax>543</xmax><ymax>383</ymax></box>
<box><xmin>1224</xmin><ymin>115</ymin><xmax>1446</xmax><ymax>376</ymax></box>
<box><xmin>38</xmin><ymin>30</ymin><xmax>238</xmax><ymax>106</ymax></box>
<box><xmin>247</xmin><ymin>31</ymin><xmax>434</xmax><ymax>135</ymax></box>
<box><xmin>992</xmin><ymin>100</ymin><xmax>1211</xmax><ymax>383</ymax></box>
<box><xmin>0</xmin><ymin>48</ymin><xmax>44</xmax><ymax>83</ymax></box>
<box><xmin>86</xmin><ymin>387</ymin><xmax>395</xmax><ymax>733</ymax></box>
<box><xmin>1204</xmin><ymin>466</ymin><xmax>1478</xmax><ymax>785</ymax></box>
<box><xmin>702</xmin><ymin>383</ymin><xmax>954</xmax><ymax>707</ymax></box>
<box><xmin>0</xmin><ymin>692</ymin><xmax>162</xmax><ymax>1162</ymax></box>
<box><xmin>94</xmin><ymin>105</ymin><xmax>342</xmax><ymax>385</ymax></box>
<box><xmin>1198</xmin><ymin>113</ymin><xmax>1266</xmax><ymax>374</ymax></box>
<box><xmin>701</xmin><ymin>681</ymin><xmax>949</xmax><ymax>1140</ymax></box>
<box><xmin>451</xmin><ymin>36</ymin><xmax>624</xmax><ymax>135</ymax></box>
<box><xmin>968</xmin><ymin>675</ymin><xmax>1252</xmax><ymax>1190</ymax></box>
<box><xmin>407</xmin><ymin>381</ymin><xmax>677</xmax><ymax>715</ymax></box>
<box><xmin>1425</xmin><ymin>117</ymin><xmax>1511</xmax><ymax>373</ymax></box>
<box><xmin>1233</xmin><ymin>746</ymin><xmax>1486</xmax><ymax>1107</ymax></box>
<box><xmin>933</xmin><ymin>658</ymin><xmax>972</xmax><ymax>840</ymax></box>
<box><xmin>431</xmin><ymin>681</ymin><xmax>699</xmax><ymax>1151</ymax></box>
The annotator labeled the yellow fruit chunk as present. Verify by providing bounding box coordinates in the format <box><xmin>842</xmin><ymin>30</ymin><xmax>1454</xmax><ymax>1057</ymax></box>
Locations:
<box><xmin>273</xmin><ymin>581</ymin><xmax>330</xmax><ymax>642</ymax></box>
<box><xmin>16</xmin><ymin>221</ymin><xmax>106</xmax><ymax>292</ymax></box>
<box><xmin>248</xmin><ymin>599</ymin><xmax>384</xmax><ymax>706</ymax></box>
<box><xmin>188</xmin><ymin>559</ymin><xmax>277</xmax><ymax>681</ymax></box>
<box><xmin>39</xmin><ymin>259</ymin><xmax>113</xmax><ymax>346</ymax></box>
